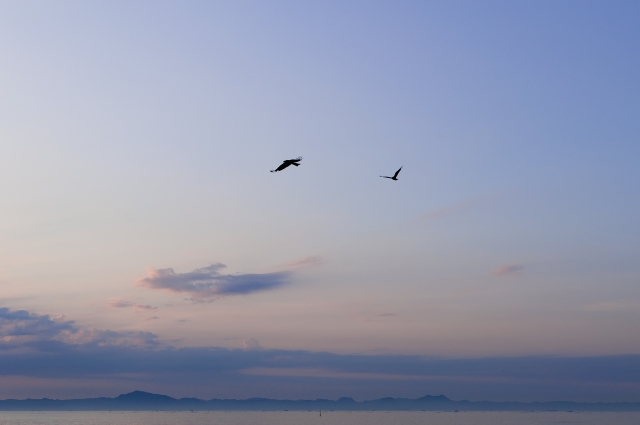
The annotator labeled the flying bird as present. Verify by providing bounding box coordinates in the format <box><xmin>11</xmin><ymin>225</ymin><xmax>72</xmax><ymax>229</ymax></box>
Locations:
<box><xmin>380</xmin><ymin>166</ymin><xmax>402</xmax><ymax>181</ymax></box>
<box><xmin>271</xmin><ymin>157</ymin><xmax>302</xmax><ymax>173</ymax></box>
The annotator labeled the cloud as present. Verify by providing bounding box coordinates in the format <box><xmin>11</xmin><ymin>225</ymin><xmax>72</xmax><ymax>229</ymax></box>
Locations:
<box><xmin>109</xmin><ymin>299</ymin><xmax>134</xmax><ymax>308</ymax></box>
<box><xmin>62</xmin><ymin>328</ymin><xmax>159</xmax><ymax>348</ymax></box>
<box><xmin>136</xmin><ymin>263</ymin><xmax>291</xmax><ymax>299</ymax></box>
<box><xmin>2</xmin><ymin>308</ymin><xmax>640</xmax><ymax>401</ymax></box>
<box><xmin>108</xmin><ymin>299</ymin><xmax>157</xmax><ymax>310</ymax></box>
<box><xmin>0</xmin><ymin>307</ymin><xmax>158</xmax><ymax>351</ymax></box>
<box><xmin>240</xmin><ymin>367</ymin><xmax>499</xmax><ymax>381</ymax></box>
<box><xmin>278</xmin><ymin>256</ymin><xmax>323</xmax><ymax>269</ymax></box>
<box><xmin>492</xmin><ymin>264</ymin><xmax>524</xmax><ymax>276</ymax></box>
<box><xmin>0</xmin><ymin>308</ymin><xmax>76</xmax><ymax>346</ymax></box>
<box><xmin>243</xmin><ymin>338</ymin><xmax>263</xmax><ymax>350</ymax></box>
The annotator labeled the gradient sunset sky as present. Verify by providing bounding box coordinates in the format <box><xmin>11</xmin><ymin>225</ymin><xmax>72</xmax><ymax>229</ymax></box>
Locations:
<box><xmin>1</xmin><ymin>1</ymin><xmax>639</xmax><ymax>402</ymax></box>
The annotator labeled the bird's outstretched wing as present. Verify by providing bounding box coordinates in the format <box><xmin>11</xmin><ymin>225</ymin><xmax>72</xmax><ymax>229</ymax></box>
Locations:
<box><xmin>380</xmin><ymin>175</ymin><xmax>393</xmax><ymax>179</ymax></box>
<box><xmin>271</xmin><ymin>162</ymin><xmax>290</xmax><ymax>172</ymax></box>
<box><xmin>393</xmin><ymin>166</ymin><xmax>403</xmax><ymax>179</ymax></box>
<box><xmin>271</xmin><ymin>156</ymin><xmax>303</xmax><ymax>172</ymax></box>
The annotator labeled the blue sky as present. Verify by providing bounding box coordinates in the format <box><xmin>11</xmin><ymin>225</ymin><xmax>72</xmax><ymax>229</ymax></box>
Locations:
<box><xmin>0</xmin><ymin>0</ymin><xmax>639</xmax><ymax>401</ymax></box>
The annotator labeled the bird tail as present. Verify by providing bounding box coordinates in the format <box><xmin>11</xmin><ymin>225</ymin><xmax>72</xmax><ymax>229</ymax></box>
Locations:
<box><xmin>270</xmin><ymin>170</ymin><xmax>276</xmax><ymax>173</ymax></box>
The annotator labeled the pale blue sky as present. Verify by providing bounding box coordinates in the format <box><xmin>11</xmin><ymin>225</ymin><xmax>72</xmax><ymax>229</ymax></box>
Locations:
<box><xmin>0</xmin><ymin>1</ymin><xmax>639</xmax><ymax>401</ymax></box>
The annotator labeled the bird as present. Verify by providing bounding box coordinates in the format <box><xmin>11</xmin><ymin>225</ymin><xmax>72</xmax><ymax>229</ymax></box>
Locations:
<box><xmin>380</xmin><ymin>166</ymin><xmax>402</xmax><ymax>181</ymax></box>
<box><xmin>271</xmin><ymin>157</ymin><xmax>302</xmax><ymax>173</ymax></box>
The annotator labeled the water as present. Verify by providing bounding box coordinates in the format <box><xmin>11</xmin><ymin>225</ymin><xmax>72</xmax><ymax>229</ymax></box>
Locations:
<box><xmin>0</xmin><ymin>411</ymin><xmax>639</xmax><ymax>425</ymax></box>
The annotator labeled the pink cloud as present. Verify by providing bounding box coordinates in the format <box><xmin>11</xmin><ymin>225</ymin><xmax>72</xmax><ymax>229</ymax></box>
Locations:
<box><xmin>108</xmin><ymin>298</ymin><xmax>157</xmax><ymax>310</ymax></box>
<box><xmin>279</xmin><ymin>256</ymin><xmax>323</xmax><ymax>269</ymax></box>
<box><xmin>243</xmin><ymin>337</ymin><xmax>263</xmax><ymax>350</ymax></box>
<box><xmin>492</xmin><ymin>264</ymin><xmax>524</xmax><ymax>276</ymax></box>
<box><xmin>136</xmin><ymin>263</ymin><xmax>291</xmax><ymax>299</ymax></box>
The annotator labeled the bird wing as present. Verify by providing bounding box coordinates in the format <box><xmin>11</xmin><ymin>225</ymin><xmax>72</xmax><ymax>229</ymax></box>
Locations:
<box><xmin>393</xmin><ymin>167</ymin><xmax>403</xmax><ymax>178</ymax></box>
<box><xmin>271</xmin><ymin>157</ymin><xmax>302</xmax><ymax>172</ymax></box>
<box><xmin>271</xmin><ymin>161</ymin><xmax>292</xmax><ymax>172</ymax></box>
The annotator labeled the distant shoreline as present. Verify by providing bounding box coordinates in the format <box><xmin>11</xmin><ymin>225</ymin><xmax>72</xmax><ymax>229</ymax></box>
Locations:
<box><xmin>0</xmin><ymin>391</ymin><xmax>639</xmax><ymax>412</ymax></box>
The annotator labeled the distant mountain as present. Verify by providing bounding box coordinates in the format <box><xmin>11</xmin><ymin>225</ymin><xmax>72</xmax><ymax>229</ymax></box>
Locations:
<box><xmin>0</xmin><ymin>391</ymin><xmax>638</xmax><ymax>411</ymax></box>
<box><xmin>115</xmin><ymin>390</ymin><xmax>177</xmax><ymax>404</ymax></box>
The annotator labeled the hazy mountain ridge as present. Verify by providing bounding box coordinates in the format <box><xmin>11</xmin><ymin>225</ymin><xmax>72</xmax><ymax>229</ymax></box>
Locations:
<box><xmin>0</xmin><ymin>391</ymin><xmax>638</xmax><ymax>411</ymax></box>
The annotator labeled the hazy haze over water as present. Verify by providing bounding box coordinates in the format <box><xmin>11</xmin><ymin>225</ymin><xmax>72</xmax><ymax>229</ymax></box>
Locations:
<box><xmin>0</xmin><ymin>411</ymin><xmax>639</xmax><ymax>425</ymax></box>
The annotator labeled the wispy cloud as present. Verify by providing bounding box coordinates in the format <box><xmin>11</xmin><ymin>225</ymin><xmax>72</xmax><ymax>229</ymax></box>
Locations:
<box><xmin>108</xmin><ymin>299</ymin><xmax>157</xmax><ymax>310</ymax></box>
<box><xmin>492</xmin><ymin>264</ymin><xmax>524</xmax><ymax>276</ymax></box>
<box><xmin>278</xmin><ymin>256</ymin><xmax>323</xmax><ymax>269</ymax></box>
<box><xmin>136</xmin><ymin>263</ymin><xmax>291</xmax><ymax>299</ymax></box>
<box><xmin>240</xmin><ymin>367</ymin><xmax>510</xmax><ymax>382</ymax></box>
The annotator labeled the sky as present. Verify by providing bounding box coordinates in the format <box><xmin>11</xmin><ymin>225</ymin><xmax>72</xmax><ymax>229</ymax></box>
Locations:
<box><xmin>0</xmin><ymin>0</ymin><xmax>639</xmax><ymax>402</ymax></box>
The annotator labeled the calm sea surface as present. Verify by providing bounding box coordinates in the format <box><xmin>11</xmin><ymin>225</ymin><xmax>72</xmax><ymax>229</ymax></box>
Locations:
<box><xmin>0</xmin><ymin>411</ymin><xmax>638</xmax><ymax>425</ymax></box>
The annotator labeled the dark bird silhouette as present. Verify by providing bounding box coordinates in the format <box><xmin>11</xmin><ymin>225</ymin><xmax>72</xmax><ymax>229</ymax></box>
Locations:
<box><xmin>271</xmin><ymin>157</ymin><xmax>302</xmax><ymax>173</ymax></box>
<box><xmin>380</xmin><ymin>166</ymin><xmax>402</xmax><ymax>181</ymax></box>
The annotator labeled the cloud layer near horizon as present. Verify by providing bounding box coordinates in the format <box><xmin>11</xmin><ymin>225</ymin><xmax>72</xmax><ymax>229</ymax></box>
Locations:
<box><xmin>0</xmin><ymin>307</ymin><xmax>158</xmax><ymax>350</ymax></box>
<box><xmin>136</xmin><ymin>264</ymin><xmax>291</xmax><ymax>299</ymax></box>
<box><xmin>1</xmin><ymin>306</ymin><xmax>640</xmax><ymax>402</ymax></box>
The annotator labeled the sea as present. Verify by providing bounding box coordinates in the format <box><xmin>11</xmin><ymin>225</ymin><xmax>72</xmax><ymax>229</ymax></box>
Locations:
<box><xmin>0</xmin><ymin>411</ymin><xmax>639</xmax><ymax>425</ymax></box>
